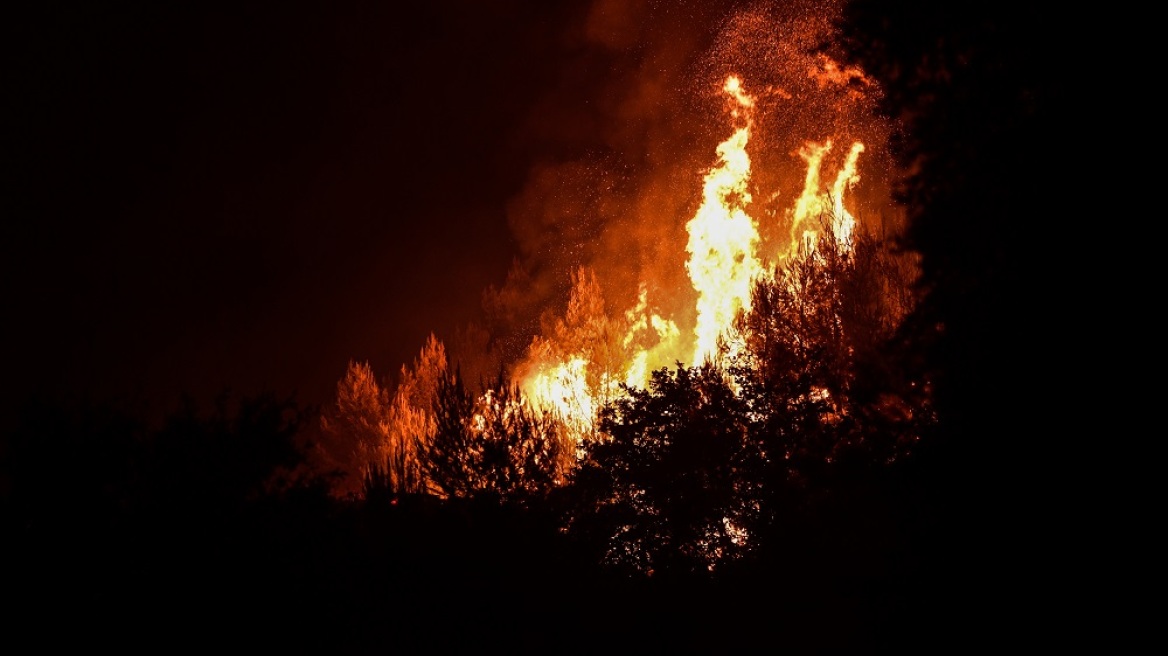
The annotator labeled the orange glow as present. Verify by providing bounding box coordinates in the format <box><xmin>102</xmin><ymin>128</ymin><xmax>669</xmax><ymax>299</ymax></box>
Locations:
<box><xmin>808</xmin><ymin>53</ymin><xmax>872</xmax><ymax>92</ymax></box>
<box><xmin>521</xmin><ymin>355</ymin><xmax>598</xmax><ymax>445</ymax></box>
<box><xmin>621</xmin><ymin>285</ymin><xmax>681</xmax><ymax>389</ymax></box>
<box><xmin>785</xmin><ymin>139</ymin><xmax>865</xmax><ymax>258</ymax></box>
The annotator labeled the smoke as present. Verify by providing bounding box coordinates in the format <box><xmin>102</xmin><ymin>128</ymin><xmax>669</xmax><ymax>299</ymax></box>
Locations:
<box><xmin>452</xmin><ymin>0</ymin><xmax>902</xmax><ymax>385</ymax></box>
<box><xmin>465</xmin><ymin>1</ymin><xmax>741</xmax><ymax>373</ymax></box>
<box><xmin>701</xmin><ymin>0</ymin><xmax>900</xmax><ymax>251</ymax></box>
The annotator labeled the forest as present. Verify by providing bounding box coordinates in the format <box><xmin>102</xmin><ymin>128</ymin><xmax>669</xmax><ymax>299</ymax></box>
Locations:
<box><xmin>3</xmin><ymin>2</ymin><xmax>1093</xmax><ymax>653</ymax></box>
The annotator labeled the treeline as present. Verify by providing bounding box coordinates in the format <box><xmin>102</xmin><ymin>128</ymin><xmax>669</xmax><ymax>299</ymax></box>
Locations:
<box><xmin>1</xmin><ymin>219</ymin><xmax>935</xmax><ymax>652</ymax></box>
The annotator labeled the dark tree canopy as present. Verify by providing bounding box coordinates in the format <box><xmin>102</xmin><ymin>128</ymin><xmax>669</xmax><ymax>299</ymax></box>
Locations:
<box><xmin>832</xmin><ymin>2</ymin><xmax>1110</xmax><ymax>648</ymax></box>
<box><xmin>732</xmin><ymin>217</ymin><xmax>926</xmax><ymax>485</ymax></box>
<box><xmin>422</xmin><ymin>369</ymin><xmax>569</xmax><ymax>505</ymax></box>
<box><xmin>570</xmin><ymin>364</ymin><xmax>763</xmax><ymax>576</ymax></box>
<box><xmin>834</xmin><ymin>1</ymin><xmax>1087</xmax><ymax>434</ymax></box>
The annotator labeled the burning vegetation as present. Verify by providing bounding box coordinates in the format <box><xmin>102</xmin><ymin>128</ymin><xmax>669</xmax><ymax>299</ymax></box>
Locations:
<box><xmin>2</xmin><ymin>0</ymin><xmax>1083</xmax><ymax>650</ymax></box>
<box><xmin>316</xmin><ymin>0</ymin><xmax>932</xmax><ymax>574</ymax></box>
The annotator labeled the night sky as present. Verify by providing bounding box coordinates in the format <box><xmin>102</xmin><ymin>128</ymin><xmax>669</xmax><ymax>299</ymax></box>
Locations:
<box><xmin>4</xmin><ymin>1</ymin><xmax>677</xmax><ymax>419</ymax></box>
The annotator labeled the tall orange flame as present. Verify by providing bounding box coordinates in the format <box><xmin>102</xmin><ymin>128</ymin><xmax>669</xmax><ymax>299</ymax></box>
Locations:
<box><xmin>685</xmin><ymin>75</ymin><xmax>762</xmax><ymax>366</ymax></box>
<box><xmin>786</xmin><ymin>139</ymin><xmax>865</xmax><ymax>258</ymax></box>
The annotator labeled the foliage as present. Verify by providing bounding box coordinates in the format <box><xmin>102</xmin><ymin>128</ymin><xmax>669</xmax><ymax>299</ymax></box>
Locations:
<box><xmin>421</xmin><ymin>369</ymin><xmax>569</xmax><ymax>505</ymax></box>
<box><xmin>517</xmin><ymin>266</ymin><xmax>630</xmax><ymax>427</ymax></box>
<box><xmin>318</xmin><ymin>359</ymin><xmax>389</xmax><ymax>499</ymax></box>
<box><xmin>571</xmin><ymin>364</ymin><xmax>765</xmax><ymax>576</ymax></box>
<box><xmin>320</xmin><ymin>334</ymin><xmax>448</xmax><ymax>499</ymax></box>
<box><xmin>1</xmin><ymin>390</ymin><xmax>312</xmax><ymax>525</ymax></box>
<box><xmin>833</xmin><ymin>0</ymin><xmax>1078</xmax><ymax>432</ymax></box>
<box><xmin>543</xmin><ymin>267</ymin><xmax>628</xmax><ymax>403</ymax></box>
<box><xmin>0</xmin><ymin>397</ymin><xmax>149</xmax><ymax>523</ymax></box>
<box><xmin>148</xmin><ymin>391</ymin><xmax>308</xmax><ymax>512</ymax></box>
<box><xmin>730</xmin><ymin>215</ymin><xmax>929</xmax><ymax>485</ymax></box>
<box><xmin>567</xmin><ymin>214</ymin><xmax>931</xmax><ymax>577</ymax></box>
<box><xmin>830</xmin><ymin>5</ymin><xmax>1091</xmax><ymax>647</ymax></box>
<box><xmin>380</xmin><ymin>334</ymin><xmax>447</xmax><ymax>496</ymax></box>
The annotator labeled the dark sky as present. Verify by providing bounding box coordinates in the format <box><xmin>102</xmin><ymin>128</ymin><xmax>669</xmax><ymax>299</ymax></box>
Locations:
<box><xmin>4</xmin><ymin>0</ymin><xmax>761</xmax><ymax>421</ymax></box>
<box><xmin>3</xmin><ymin>2</ymin><xmax>560</xmax><ymax>416</ymax></box>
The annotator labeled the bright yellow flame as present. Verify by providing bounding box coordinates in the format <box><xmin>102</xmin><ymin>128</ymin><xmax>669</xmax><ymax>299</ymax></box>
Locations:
<box><xmin>685</xmin><ymin>75</ymin><xmax>762</xmax><ymax>366</ymax></box>
<box><xmin>830</xmin><ymin>141</ymin><xmax>864</xmax><ymax>246</ymax></box>
<box><xmin>522</xmin><ymin>356</ymin><xmax>597</xmax><ymax>442</ymax></box>
<box><xmin>621</xmin><ymin>286</ymin><xmax>681</xmax><ymax>389</ymax></box>
<box><xmin>785</xmin><ymin>139</ymin><xmax>865</xmax><ymax>258</ymax></box>
<box><xmin>724</xmin><ymin>75</ymin><xmax>755</xmax><ymax>112</ymax></box>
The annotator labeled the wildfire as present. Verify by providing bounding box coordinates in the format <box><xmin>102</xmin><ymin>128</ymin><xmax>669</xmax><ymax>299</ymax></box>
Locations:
<box><xmin>621</xmin><ymin>285</ymin><xmax>681</xmax><ymax>389</ymax></box>
<box><xmin>517</xmin><ymin>72</ymin><xmax>871</xmax><ymax>442</ymax></box>
<box><xmin>323</xmin><ymin>1</ymin><xmax>912</xmax><ymax>516</ymax></box>
<box><xmin>520</xmin><ymin>355</ymin><xmax>597</xmax><ymax>448</ymax></box>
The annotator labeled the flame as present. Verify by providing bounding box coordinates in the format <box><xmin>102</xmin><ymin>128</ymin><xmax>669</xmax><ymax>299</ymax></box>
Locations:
<box><xmin>686</xmin><ymin>75</ymin><xmax>763</xmax><ymax>366</ymax></box>
<box><xmin>521</xmin><ymin>355</ymin><xmax>599</xmax><ymax>444</ymax></box>
<box><xmin>621</xmin><ymin>285</ymin><xmax>682</xmax><ymax>389</ymax></box>
<box><xmin>514</xmin><ymin>72</ymin><xmax>875</xmax><ymax>443</ymax></box>
<box><xmin>786</xmin><ymin>139</ymin><xmax>865</xmax><ymax>258</ymax></box>
<box><xmin>518</xmin><ymin>284</ymin><xmax>682</xmax><ymax>444</ymax></box>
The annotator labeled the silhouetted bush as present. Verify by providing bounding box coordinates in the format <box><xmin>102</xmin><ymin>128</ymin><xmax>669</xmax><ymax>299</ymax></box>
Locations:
<box><xmin>421</xmin><ymin>369</ymin><xmax>569</xmax><ymax>505</ymax></box>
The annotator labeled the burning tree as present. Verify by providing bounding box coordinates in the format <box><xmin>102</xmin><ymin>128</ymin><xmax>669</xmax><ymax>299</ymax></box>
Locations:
<box><xmin>317</xmin><ymin>359</ymin><xmax>389</xmax><ymax>499</ymax></box>
<box><xmin>731</xmin><ymin>213</ymin><xmax>927</xmax><ymax>485</ymax></box>
<box><xmin>378</xmin><ymin>334</ymin><xmax>448</xmax><ymax>495</ymax></box>
<box><xmin>322</xmin><ymin>333</ymin><xmax>575</xmax><ymax>503</ymax></box>
<box><xmin>318</xmin><ymin>6</ymin><xmax>936</xmax><ymax>584</ymax></box>
<box><xmin>516</xmin><ymin>267</ymin><xmax>629</xmax><ymax>444</ymax></box>
<box><xmin>319</xmin><ymin>335</ymin><xmax>448</xmax><ymax>499</ymax></box>
<box><xmin>565</xmin><ymin>210</ymin><xmax>930</xmax><ymax>576</ymax></box>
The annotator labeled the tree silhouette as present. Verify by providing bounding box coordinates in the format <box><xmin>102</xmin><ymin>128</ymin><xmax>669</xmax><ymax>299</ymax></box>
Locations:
<box><xmin>1</xmin><ymin>397</ymin><xmax>148</xmax><ymax>525</ymax></box>
<box><xmin>832</xmin><ymin>3</ymin><xmax>1092</xmax><ymax>649</ymax></box>
<box><xmin>730</xmin><ymin>215</ymin><xmax>928</xmax><ymax>487</ymax></box>
<box><xmin>563</xmin><ymin>211</ymin><xmax>930</xmax><ymax>580</ymax></box>
<box><xmin>570</xmin><ymin>364</ymin><xmax>764</xmax><ymax>577</ymax></box>
<box><xmin>833</xmin><ymin>1</ymin><xmax>1078</xmax><ymax>444</ymax></box>
<box><xmin>147</xmin><ymin>391</ymin><xmax>308</xmax><ymax>514</ymax></box>
<box><xmin>421</xmin><ymin>369</ymin><xmax>568</xmax><ymax>505</ymax></box>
